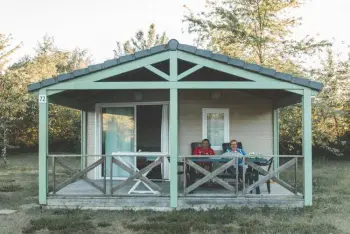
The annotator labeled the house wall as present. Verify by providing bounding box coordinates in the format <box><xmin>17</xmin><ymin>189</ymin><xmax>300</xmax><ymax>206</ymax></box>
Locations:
<box><xmin>178</xmin><ymin>90</ymin><xmax>273</xmax><ymax>155</ymax></box>
<box><xmin>86</xmin><ymin>89</ymin><xmax>273</xmax><ymax>177</ymax></box>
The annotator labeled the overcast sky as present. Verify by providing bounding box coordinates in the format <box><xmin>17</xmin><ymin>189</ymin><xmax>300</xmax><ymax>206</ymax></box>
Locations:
<box><xmin>1</xmin><ymin>0</ymin><xmax>349</xmax><ymax>65</ymax></box>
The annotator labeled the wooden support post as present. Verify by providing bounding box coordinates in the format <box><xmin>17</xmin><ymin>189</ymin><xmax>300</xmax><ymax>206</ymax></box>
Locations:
<box><xmin>103</xmin><ymin>157</ymin><xmax>107</xmax><ymax>194</ymax></box>
<box><xmin>80</xmin><ymin>111</ymin><xmax>87</xmax><ymax>170</ymax></box>
<box><xmin>52</xmin><ymin>156</ymin><xmax>56</xmax><ymax>195</ymax></box>
<box><xmin>170</xmin><ymin>88</ymin><xmax>178</xmax><ymax>207</ymax></box>
<box><xmin>39</xmin><ymin>89</ymin><xmax>48</xmax><ymax>205</ymax></box>
<box><xmin>273</xmin><ymin>109</ymin><xmax>280</xmax><ymax>172</ymax></box>
<box><xmin>303</xmin><ymin>89</ymin><xmax>312</xmax><ymax>206</ymax></box>
<box><xmin>169</xmin><ymin>50</ymin><xmax>178</xmax><ymax>208</ymax></box>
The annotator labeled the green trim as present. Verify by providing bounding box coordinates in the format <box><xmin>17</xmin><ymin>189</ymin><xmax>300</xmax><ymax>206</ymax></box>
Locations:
<box><xmin>273</xmin><ymin>94</ymin><xmax>302</xmax><ymax>109</ymax></box>
<box><xmin>47</xmin><ymin>52</ymin><xmax>170</xmax><ymax>95</ymax></box>
<box><xmin>145</xmin><ymin>65</ymin><xmax>170</xmax><ymax>80</ymax></box>
<box><xmin>311</xmin><ymin>90</ymin><xmax>319</xmax><ymax>97</ymax></box>
<box><xmin>302</xmin><ymin>89</ymin><xmax>312</xmax><ymax>206</ymax></box>
<box><xmin>287</xmin><ymin>89</ymin><xmax>304</xmax><ymax>95</ymax></box>
<box><xmin>177</xmin><ymin>64</ymin><xmax>203</xmax><ymax>80</ymax></box>
<box><xmin>169</xmin><ymin>88</ymin><xmax>178</xmax><ymax>208</ymax></box>
<box><xmin>170</xmin><ymin>51</ymin><xmax>178</xmax><ymax>81</ymax></box>
<box><xmin>273</xmin><ymin>109</ymin><xmax>280</xmax><ymax>172</ymax></box>
<box><xmin>169</xmin><ymin>51</ymin><xmax>178</xmax><ymax>208</ymax></box>
<box><xmin>39</xmin><ymin>89</ymin><xmax>48</xmax><ymax>205</ymax></box>
<box><xmin>45</xmin><ymin>81</ymin><xmax>304</xmax><ymax>91</ymax></box>
<box><xmin>28</xmin><ymin>40</ymin><xmax>324</xmax><ymax>93</ymax></box>
<box><xmin>81</xmin><ymin>111</ymin><xmax>87</xmax><ymax>170</ymax></box>
<box><xmin>178</xmin><ymin>51</ymin><xmax>288</xmax><ymax>84</ymax></box>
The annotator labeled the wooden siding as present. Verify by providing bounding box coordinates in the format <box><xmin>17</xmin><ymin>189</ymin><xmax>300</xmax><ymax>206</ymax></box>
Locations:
<box><xmin>86</xmin><ymin>89</ymin><xmax>273</xmax><ymax>163</ymax></box>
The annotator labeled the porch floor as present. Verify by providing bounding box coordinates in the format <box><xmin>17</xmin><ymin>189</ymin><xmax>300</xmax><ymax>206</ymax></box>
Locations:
<box><xmin>52</xmin><ymin>179</ymin><xmax>295</xmax><ymax>196</ymax></box>
<box><xmin>48</xmin><ymin>180</ymin><xmax>303</xmax><ymax>209</ymax></box>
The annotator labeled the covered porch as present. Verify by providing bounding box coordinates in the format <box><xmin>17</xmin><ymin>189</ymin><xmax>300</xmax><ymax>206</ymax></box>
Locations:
<box><xmin>28</xmin><ymin>39</ymin><xmax>321</xmax><ymax>209</ymax></box>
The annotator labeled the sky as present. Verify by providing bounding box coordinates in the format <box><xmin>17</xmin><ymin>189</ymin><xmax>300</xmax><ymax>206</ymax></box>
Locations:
<box><xmin>1</xmin><ymin>0</ymin><xmax>350</xmax><ymax>65</ymax></box>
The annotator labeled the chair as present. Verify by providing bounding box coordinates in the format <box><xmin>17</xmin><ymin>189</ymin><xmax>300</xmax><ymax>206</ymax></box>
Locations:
<box><xmin>247</xmin><ymin>157</ymin><xmax>274</xmax><ymax>194</ymax></box>
<box><xmin>187</xmin><ymin>142</ymin><xmax>213</xmax><ymax>185</ymax></box>
<box><xmin>222</xmin><ymin>142</ymin><xmax>273</xmax><ymax>194</ymax></box>
<box><xmin>221</xmin><ymin>142</ymin><xmax>245</xmax><ymax>184</ymax></box>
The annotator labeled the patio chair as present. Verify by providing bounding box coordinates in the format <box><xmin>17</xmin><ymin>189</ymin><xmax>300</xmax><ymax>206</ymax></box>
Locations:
<box><xmin>187</xmin><ymin>142</ymin><xmax>213</xmax><ymax>186</ymax></box>
<box><xmin>220</xmin><ymin>142</ymin><xmax>245</xmax><ymax>185</ymax></box>
<box><xmin>221</xmin><ymin>142</ymin><xmax>274</xmax><ymax>194</ymax></box>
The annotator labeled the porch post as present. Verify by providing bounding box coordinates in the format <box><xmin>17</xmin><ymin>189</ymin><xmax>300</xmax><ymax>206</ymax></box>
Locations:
<box><xmin>38</xmin><ymin>89</ymin><xmax>48</xmax><ymax>205</ymax></box>
<box><xmin>80</xmin><ymin>111</ymin><xmax>87</xmax><ymax>170</ymax></box>
<box><xmin>302</xmin><ymin>89</ymin><xmax>312</xmax><ymax>206</ymax></box>
<box><xmin>169</xmin><ymin>50</ymin><xmax>178</xmax><ymax>208</ymax></box>
<box><xmin>273</xmin><ymin>109</ymin><xmax>280</xmax><ymax>171</ymax></box>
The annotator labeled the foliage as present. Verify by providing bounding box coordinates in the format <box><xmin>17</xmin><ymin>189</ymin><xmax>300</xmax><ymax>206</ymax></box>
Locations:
<box><xmin>0</xmin><ymin>33</ymin><xmax>21</xmax><ymax>73</ymax></box>
<box><xmin>279</xmin><ymin>48</ymin><xmax>350</xmax><ymax>156</ymax></box>
<box><xmin>311</xmin><ymin>48</ymin><xmax>350</xmax><ymax>155</ymax></box>
<box><xmin>113</xmin><ymin>23</ymin><xmax>168</xmax><ymax>58</ymax></box>
<box><xmin>183</xmin><ymin>0</ymin><xmax>329</xmax><ymax>72</ymax></box>
<box><xmin>0</xmin><ymin>34</ymin><xmax>23</xmax><ymax>164</ymax></box>
<box><xmin>0</xmin><ymin>35</ymin><xmax>90</xmax><ymax>161</ymax></box>
<box><xmin>183</xmin><ymin>0</ymin><xmax>350</xmax><ymax>156</ymax></box>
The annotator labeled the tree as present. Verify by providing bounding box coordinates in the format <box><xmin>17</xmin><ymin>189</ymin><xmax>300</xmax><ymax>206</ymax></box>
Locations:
<box><xmin>16</xmin><ymin>36</ymin><xmax>90</xmax><ymax>152</ymax></box>
<box><xmin>0</xmin><ymin>33</ymin><xmax>21</xmax><ymax>73</ymax></box>
<box><xmin>183</xmin><ymin>0</ymin><xmax>329</xmax><ymax>74</ymax></box>
<box><xmin>279</xmin><ymin>48</ymin><xmax>350</xmax><ymax>157</ymax></box>
<box><xmin>183</xmin><ymin>0</ymin><xmax>350</xmax><ymax>156</ymax></box>
<box><xmin>311</xmin><ymin>48</ymin><xmax>350</xmax><ymax>156</ymax></box>
<box><xmin>113</xmin><ymin>24</ymin><xmax>168</xmax><ymax>58</ymax></box>
<box><xmin>1</xmin><ymin>35</ymin><xmax>91</xmax><ymax>164</ymax></box>
<box><xmin>0</xmin><ymin>33</ymin><xmax>23</xmax><ymax>164</ymax></box>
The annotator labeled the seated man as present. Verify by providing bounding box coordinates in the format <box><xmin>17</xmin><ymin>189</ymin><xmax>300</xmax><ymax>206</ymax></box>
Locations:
<box><xmin>189</xmin><ymin>139</ymin><xmax>215</xmax><ymax>185</ymax></box>
<box><xmin>225</xmin><ymin>139</ymin><xmax>246</xmax><ymax>182</ymax></box>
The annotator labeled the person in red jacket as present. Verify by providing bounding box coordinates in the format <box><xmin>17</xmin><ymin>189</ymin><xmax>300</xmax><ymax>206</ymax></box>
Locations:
<box><xmin>189</xmin><ymin>139</ymin><xmax>215</xmax><ymax>187</ymax></box>
<box><xmin>193</xmin><ymin>139</ymin><xmax>215</xmax><ymax>157</ymax></box>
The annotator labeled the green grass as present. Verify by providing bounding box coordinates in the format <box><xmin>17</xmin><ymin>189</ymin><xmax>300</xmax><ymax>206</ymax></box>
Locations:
<box><xmin>22</xmin><ymin>211</ymin><xmax>95</xmax><ymax>234</ymax></box>
<box><xmin>0</xmin><ymin>153</ymin><xmax>350</xmax><ymax>234</ymax></box>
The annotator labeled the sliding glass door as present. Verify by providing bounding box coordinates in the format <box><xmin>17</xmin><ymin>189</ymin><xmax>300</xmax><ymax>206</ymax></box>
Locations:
<box><xmin>98</xmin><ymin>103</ymin><xmax>169</xmax><ymax>180</ymax></box>
<box><xmin>102</xmin><ymin>106</ymin><xmax>135</xmax><ymax>178</ymax></box>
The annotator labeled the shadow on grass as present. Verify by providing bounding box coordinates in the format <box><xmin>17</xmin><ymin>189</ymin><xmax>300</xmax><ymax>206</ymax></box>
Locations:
<box><xmin>22</xmin><ymin>210</ymin><xmax>95</xmax><ymax>234</ymax></box>
<box><xmin>0</xmin><ymin>183</ymin><xmax>22</xmax><ymax>192</ymax></box>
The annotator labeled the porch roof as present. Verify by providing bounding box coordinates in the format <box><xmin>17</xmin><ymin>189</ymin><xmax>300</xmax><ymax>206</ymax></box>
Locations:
<box><xmin>27</xmin><ymin>39</ymin><xmax>323</xmax><ymax>92</ymax></box>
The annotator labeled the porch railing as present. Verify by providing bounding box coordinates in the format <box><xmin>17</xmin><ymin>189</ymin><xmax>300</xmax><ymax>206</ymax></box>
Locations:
<box><xmin>48</xmin><ymin>153</ymin><xmax>169</xmax><ymax>197</ymax></box>
<box><xmin>48</xmin><ymin>154</ymin><xmax>303</xmax><ymax>198</ymax></box>
<box><xmin>178</xmin><ymin>154</ymin><xmax>303</xmax><ymax>196</ymax></box>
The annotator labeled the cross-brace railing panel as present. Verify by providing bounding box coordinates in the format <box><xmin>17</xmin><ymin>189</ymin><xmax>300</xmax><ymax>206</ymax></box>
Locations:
<box><xmin>179</xmin><ymin>155</ymin><xmax>302</xmax><ymax>197</ymax></box>
<box><xmin>52</xmin><ymin>156</ymin><xmax>106</xmax><ymax>194</ymax></box>
<box><xmin>49</xmin><ymin>154</ymin><xmax>169</xmax><ymax>197</ymax></box>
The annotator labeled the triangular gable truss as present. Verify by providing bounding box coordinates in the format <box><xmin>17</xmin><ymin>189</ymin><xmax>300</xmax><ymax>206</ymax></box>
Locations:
<box><xmin>29</xmin><ymin>40</ymin><xmax>322</xmax><ymax>97</ymax></box>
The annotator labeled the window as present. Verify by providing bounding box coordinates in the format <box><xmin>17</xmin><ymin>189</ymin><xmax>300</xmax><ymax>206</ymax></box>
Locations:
<box><xmin>202</xmin><ymin>108</ymin><xmax>229</xmax><ymax>150</ymax></box>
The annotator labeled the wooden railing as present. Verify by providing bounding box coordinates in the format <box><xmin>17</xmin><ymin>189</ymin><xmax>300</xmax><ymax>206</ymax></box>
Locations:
<box><xmin>48</xmin><ymin>154</ymin><xmax>303</xmax><ymax>197</ymax></box>
<box><xmin>48</xmin><ymin>153</ymin><xmax>169</xmax><ymax>196</ymax></box>
<box><xmin>178</xmin><ymin>154</ymin><xmax>303</xmax><ymax>196</ymax></box>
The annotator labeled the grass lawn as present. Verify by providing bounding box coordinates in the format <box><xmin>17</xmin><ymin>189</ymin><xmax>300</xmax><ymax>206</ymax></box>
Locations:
<box><xmin>1</xmin><ymin>154</ymin><xmax>350</xmax><ymax>234</ymax></box>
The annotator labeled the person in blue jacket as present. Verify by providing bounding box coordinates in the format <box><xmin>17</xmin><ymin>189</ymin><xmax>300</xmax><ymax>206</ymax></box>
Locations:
<box><xmin>225</xmin><ymin>139</ymin><xmax>246</xmax><ymax>183</ymax></box>
<box><xmin>226</xmin><ymin>139</ymin><xmax>246</xmax><ymax>164</ymax></box>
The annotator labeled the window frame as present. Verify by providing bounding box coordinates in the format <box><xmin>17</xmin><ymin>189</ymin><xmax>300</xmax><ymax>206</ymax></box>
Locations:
<box><xmin>202</xmin><ymin>108</ymin><xmax>230</xmax><ymax>151</ymax></box>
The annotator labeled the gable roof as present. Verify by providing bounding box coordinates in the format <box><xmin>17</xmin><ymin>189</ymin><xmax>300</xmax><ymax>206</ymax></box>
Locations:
<box><xmin>28</xmin><ymin>39</ymin><xmax>323</xmax><ymax>92</ymax></box>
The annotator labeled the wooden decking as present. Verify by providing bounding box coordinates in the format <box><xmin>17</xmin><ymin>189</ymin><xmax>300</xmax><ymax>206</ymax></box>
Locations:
<box><xmin>52</xmin><ymin>179</ymin><xmax>295</xmax><ymax>196</ymax></box>
<box><xmin>47</xmin><ymin>179</ymin><xmax>304</xmax><ymax>210</ymax></box>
